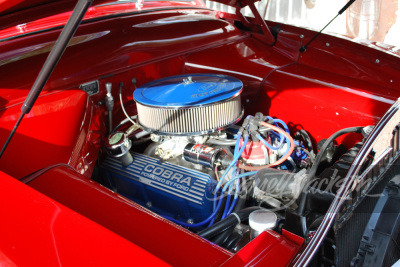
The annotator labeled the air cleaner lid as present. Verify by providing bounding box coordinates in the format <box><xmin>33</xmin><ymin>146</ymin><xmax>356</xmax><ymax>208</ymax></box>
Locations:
<box><xmin>133</xmin><ymin>74</ymin><xmax>243</xmax><ymax>108</ymax></box>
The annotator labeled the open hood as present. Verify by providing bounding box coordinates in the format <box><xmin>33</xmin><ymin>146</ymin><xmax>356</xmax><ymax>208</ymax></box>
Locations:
<box><xmin>0</xmin><ymin>0</ymin><xmax>113</xmax><ymax>29</ymax></box>
<box><xmin>0</xmin><ymin>0</ymin><xmax>112</xmax><ymax>16</ymax></box>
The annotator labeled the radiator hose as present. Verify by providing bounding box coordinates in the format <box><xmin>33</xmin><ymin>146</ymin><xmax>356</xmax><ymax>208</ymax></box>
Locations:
<box><xmin>297</xmin><ymin>126</ymin><xmax>364</xmax><ymax>215</ymax></box>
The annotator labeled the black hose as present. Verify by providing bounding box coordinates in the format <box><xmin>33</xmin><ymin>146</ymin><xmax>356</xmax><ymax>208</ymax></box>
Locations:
<box><xmin>233</xmin><ymin>192</ymin><xmax>246</xmax><ymax>214</ymax></box>
<box><xmin>307</xmin><ymin>216</ymin><xmax>324</xmax><ymax>232</ymax></box>
<box><xmin>207</xmin><ymin>139</ymin><xmax>237</xmax><ymax>146</ymax></box>
<box><xmin>307</xmin><ymin>126</ymin><xmax>364</xmax><ymax>184</ymax></box>
<box><xmin>215</xmin><ymin>177</ymin><xmax>248</xmax><ymax>239</ymax></box>
<box><xmin>212</xmin><ymin>225</ymin><xmax>236</xmax><ymax>245</ymax></box>
<box><xmin>295</xmin><ymin>129</ymin><xmax>314</xmax><ymax>153</ymax></box>
<box><xmin>212</xmin><ymin>177</ymin><xmax>248</xmax><ymax>245</ymax></box>
<box><xmin>211</xmin><ymin>180</ymin><xmax>249</xmax><ymax>245</ymax></box>
<box><xmin>198</xmin><ymin>207</ymin><xmax>260</xmax><ymax>239</ymax></box>
<box><xmin>224</xmin><ymin>232</ymin><xmax>243</xmax><ymax>250</ymax></box>
<box><xmin>297</xmin><ymin>126</ymin><xmax>364</xmax><ymax>215</ymax></box>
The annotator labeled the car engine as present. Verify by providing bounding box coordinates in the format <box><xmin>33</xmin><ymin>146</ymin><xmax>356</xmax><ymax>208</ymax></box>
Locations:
<box><xmin>96</xmin><ymin>73</ymin><xmax>352</xmax><ymax>250</ymax></box>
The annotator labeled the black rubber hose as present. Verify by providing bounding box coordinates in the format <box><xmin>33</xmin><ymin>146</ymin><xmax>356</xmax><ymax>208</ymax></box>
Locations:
<box><xmin>307</xmin><ymin>216</ymin><xmax>324</xmax><ymax>232</ymax></box>
<box><xmin>297</xmin><ymin>126</ymin><xmax>364</xmax><ymax>215</ymax></box>
<box><xmin>296</xmin><ymin>129</ymin><xmax>314</xmax><ymax>153</ymax></box>
<box><xmin>232</xmin><ymin>193</ymin><xmax>246</xmax><ymax>214</ymax></box>
<box><xmin>212</xmin><ymin>225</ymin><xmax>236</xmax><ymax>245</ymax></box>
<box><xmin>198</xmin><ymin>207</ymin><xmax>260</xmax><ymax>239</ymax></box>
<box><xmin>212</xmin><ymin>178</ymin><xmax>248</xmax><ymax>245</ymax></box>
<box><xmin>307</xmin><ymin>126</ymin><xmax>364</xmax><ymax>184</ymax></box>
<box><xmin>224</xmin><ymin>232</ymin><xmax>243</xmax><ymax>250</ymax></box>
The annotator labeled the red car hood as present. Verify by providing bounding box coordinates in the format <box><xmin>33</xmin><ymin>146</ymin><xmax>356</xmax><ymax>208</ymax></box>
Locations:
<box><xmin>0</xmin><ymin>0</ymin><xmax>113</xmax><ymax>30</ymax></box>
<box><xmin>0</xmin><ymin>0</ymin><xmax>112</xmax><ymax>15</ymax></box>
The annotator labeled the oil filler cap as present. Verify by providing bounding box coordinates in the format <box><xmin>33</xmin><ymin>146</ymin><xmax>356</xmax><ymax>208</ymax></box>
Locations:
<box><xmin>105</xmin><ymin>131</ymin><xmax>133</xmax><ymax>166</ymax></box>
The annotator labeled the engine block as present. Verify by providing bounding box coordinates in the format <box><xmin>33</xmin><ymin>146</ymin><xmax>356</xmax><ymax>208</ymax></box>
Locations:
<box><xmin>101</xmin><ymin>152</ymin><xmax>216</xmax><ymax>223</ymax></box>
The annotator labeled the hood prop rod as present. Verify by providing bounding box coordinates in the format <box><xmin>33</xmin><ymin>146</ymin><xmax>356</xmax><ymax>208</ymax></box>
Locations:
<box><xmin>0</xmin><ymin>0</ymin><xmax>94</xmax><ymax>159</ymax></box>
<box><xmin>300</xmin><ymin>0</ymin><xmax>356</xmax><ymax>52</ymax></box>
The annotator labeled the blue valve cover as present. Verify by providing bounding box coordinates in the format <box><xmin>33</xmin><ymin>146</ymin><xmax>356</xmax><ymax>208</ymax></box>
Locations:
<box><xmin>101</xmin><ymin>152</ymin><xmax>216</xmax><ymax>224</ymax></box>
<box><xmin>133</xmin><ymin>73</ymin><xmax>243</xmax><ymax>107</ymax></box>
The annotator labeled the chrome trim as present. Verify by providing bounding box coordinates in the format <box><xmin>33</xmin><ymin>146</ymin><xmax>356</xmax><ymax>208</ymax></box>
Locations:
<box><xmin>293</xmin><ymin>98</ymin><xmax>400</xmax><ymax>267</ymax></box>
<box><xmin>105</xmin><ymin>131</ymin><xmax>132</xmax><ymax>158</ymax></box>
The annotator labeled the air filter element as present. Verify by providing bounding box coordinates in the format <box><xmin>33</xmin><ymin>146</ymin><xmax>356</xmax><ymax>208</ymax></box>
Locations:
<box><xmin>133</xmin><ymin>74</ymin><xmax>243</xmax><ymax>135</ymax></box>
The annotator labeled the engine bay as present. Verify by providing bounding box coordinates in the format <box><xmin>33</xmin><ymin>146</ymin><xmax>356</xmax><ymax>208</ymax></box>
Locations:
<box><xmin>2</xmin><ymin>4</ymin><xmax>400</xmax><ymax>265</ymax></box>
<box><xmin>92</xmin><ymin>73</ymin><xmax>369</xmax><ymax>252</ymax></box>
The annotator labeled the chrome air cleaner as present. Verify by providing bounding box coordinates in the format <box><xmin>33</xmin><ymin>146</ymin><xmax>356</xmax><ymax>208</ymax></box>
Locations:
<box><xmin>133</xmin><ymin>74</ymin><xmax>243</xmax><ymax>135</ymax></box>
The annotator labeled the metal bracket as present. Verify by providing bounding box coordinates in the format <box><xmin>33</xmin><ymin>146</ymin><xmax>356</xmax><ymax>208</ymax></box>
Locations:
<box><xmin>235</xmin><ymin>0</ymin><xmax>275</xmax><ymax>45</ymax></box>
